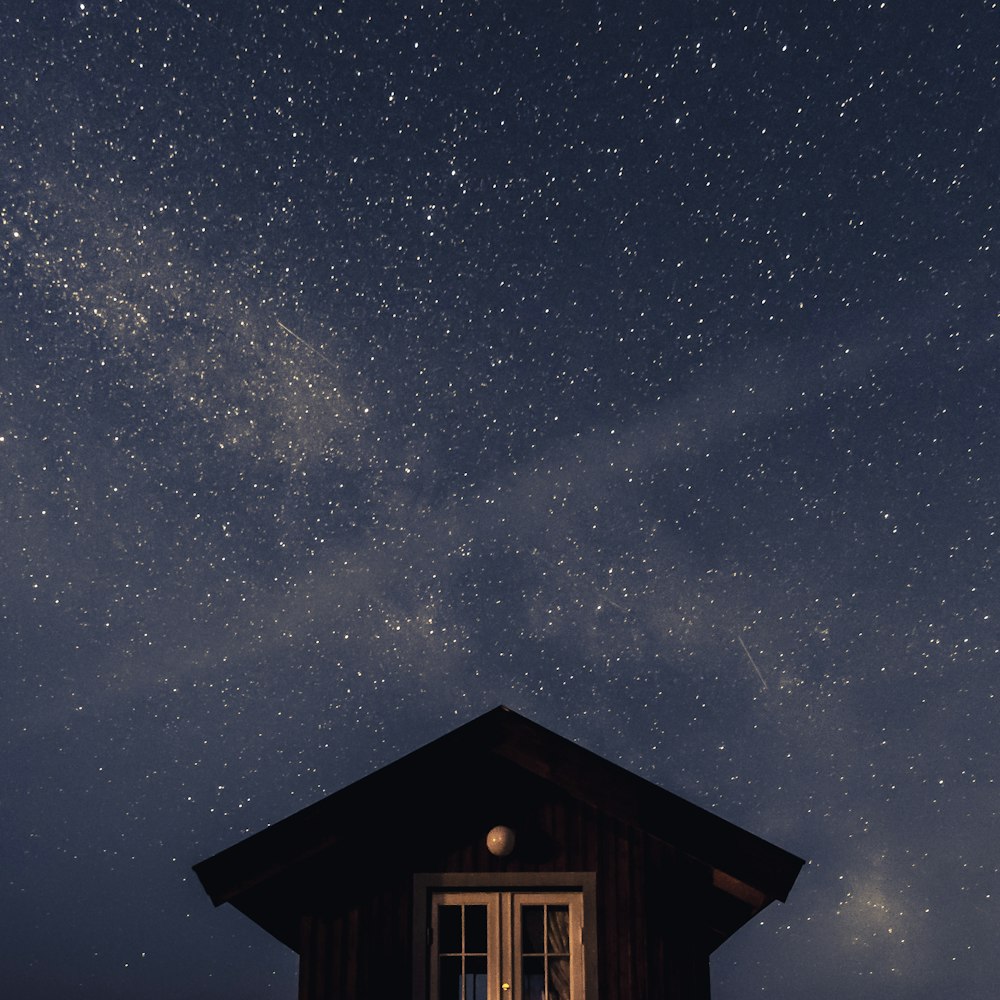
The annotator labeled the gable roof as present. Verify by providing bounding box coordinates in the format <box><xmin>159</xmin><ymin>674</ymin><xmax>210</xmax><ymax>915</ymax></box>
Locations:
<box><xmin>194</xmin><ymin>706</ymin><xmax>804</xmax><ymax>950</ymax></box>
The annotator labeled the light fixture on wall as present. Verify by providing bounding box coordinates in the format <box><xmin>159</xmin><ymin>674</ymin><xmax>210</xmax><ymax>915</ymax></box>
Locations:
<box><xmin>486</xmin><ymin>825</ymin><xmax>516</xmax><ymax>856</ymax></box>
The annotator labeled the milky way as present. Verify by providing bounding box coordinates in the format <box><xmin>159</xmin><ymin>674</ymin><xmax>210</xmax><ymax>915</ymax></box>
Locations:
<box><xmin>2</xmin><ymin>3</ymin><xmax>997</xmax><ymax>998</ymax></box>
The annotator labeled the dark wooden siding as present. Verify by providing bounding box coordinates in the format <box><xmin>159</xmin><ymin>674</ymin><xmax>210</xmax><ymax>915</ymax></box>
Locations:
<box><xmin>299</xmin><ymin>872</ymin><xmax>412</xmax><ymax>1000</ymax></box>
<box><xmin>295</xmin><ymin>759</ymin><xmax>711</xmax><ymax>999</ymax></box>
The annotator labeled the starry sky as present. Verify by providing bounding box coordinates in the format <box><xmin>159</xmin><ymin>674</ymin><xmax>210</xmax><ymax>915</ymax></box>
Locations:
<box><xmin>2</xmin><ymin>1</ymin><xmax>997</xmax><ymax>997</ymax></box>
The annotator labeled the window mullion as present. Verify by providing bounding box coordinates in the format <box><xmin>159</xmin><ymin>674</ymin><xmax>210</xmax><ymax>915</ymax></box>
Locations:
<box><xmin>499</xmin><ymin>892</ymin><xmax>511</xmax><ymax>1000</ymax></box>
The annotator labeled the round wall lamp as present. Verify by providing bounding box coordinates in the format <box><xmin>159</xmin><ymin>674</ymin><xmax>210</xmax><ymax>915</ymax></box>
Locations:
<box><xmin>486</xmin><ymin>825</ymin><xmax>516</xmax><ymax>857</ymax></box>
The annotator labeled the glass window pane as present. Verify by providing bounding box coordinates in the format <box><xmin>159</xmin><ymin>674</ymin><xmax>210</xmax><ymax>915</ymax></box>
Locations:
<box><xmin>548</xmin><ymin>957</ymin><xmax>571</xmax><ymax>1000</ymax></box>
<box><xmin>465</xmin><ymin>955</ymin><xmax>488</xmax><ymax>1000</ymax></box>
<box><xmin>438</xmin><ymin>905</ymin><xmax>462</xmax><ymax>953</ymax></box>
<box><xmin>547</xmin><ymin>906</ymin><xmax>570</xmax><ymax>955</ymax></box>
<box><xmin>466</xmin><ymin>905</ymin><xmax>487</xmax><ymax>953</ymax></box>
<box><xmin>439</xmin><ymin>956</ymin><xmax>462</xmax><ymax>1000</ymax></box>
<box><xmin>522</xmin><ymin>955</ymin><xmax>545</xmax><ymax>1000</ymax></box>
<box><xmin>521</xmin><ymin>905</ymin><xmax>544</xmax><ymax>954</ymax></box>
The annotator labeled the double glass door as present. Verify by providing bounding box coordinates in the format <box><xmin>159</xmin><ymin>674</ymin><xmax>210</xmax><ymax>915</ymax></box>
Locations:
<box><xmin>430</xmin><ymin>891</ymin><xmax>583</xmax><ymax>1000</ymax></box>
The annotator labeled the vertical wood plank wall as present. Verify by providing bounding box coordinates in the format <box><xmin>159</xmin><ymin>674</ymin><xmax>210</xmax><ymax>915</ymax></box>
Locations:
<box><xmin>296</xmin><ymin>779</ymin><xmax>712</xmax><ymax>1000</ymax></box>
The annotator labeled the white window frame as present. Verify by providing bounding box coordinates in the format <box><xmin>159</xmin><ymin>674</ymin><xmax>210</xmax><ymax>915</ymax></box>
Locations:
<box><xmin>428</xmin><ymin>891</ymin><xmax>500</xmax><ymax>1000</ymax></box>
<box><xmin>414</xmin><ymin>874</ymin><xmax>598</xmax><ymax>1000</ymax></box>
<box><xmin>508</xmin><ymin>890</ymin><xmax>584</xmax><ymax>1000</ymax></box>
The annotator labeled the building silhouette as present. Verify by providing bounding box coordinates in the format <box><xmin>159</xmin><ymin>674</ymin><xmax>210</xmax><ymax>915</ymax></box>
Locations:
<box><xmin>195</xmin><ymin>706</ymin><xmax>804</xmax><ymax>999</ymax></box>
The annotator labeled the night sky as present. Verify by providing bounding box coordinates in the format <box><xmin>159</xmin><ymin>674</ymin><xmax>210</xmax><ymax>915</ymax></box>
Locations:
<box><xmin>2</xmin><ymin>1</ymin><xmax>997</xmax><ymax>997</ymax></box>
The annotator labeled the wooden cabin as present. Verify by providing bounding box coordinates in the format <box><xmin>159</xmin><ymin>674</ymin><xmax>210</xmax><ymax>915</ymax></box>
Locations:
<box><xmin>194</xmin><ymin>706</ymin><xmax>804</xmax><ymax>999</ymax></box>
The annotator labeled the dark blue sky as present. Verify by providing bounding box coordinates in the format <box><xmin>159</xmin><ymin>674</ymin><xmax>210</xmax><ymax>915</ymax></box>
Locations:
<box><xmin>2</xmin><ymin>1</ymin><xmax>997</xmax><ymax>997</ymax></box>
